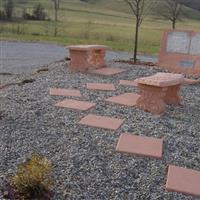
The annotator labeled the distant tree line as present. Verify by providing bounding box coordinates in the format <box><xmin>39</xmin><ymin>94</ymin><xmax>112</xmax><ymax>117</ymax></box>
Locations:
<box><xmin>0</xmin><ymin>0</ymin><xmax>14</xmax><ymax>20</ymax></box>
<box><xmin>0</xmin><ymin>0</ymin><xmax>60</xmax><ymax>37</ymax></box>
<box><xmin>0</xmin><ymin>0</ymin><xmax>47</xmax><ymax>21</ymax></box>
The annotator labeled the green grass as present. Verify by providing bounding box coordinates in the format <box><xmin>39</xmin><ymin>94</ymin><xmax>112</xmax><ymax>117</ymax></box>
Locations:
<box><xmin>0</xmin><ymin>0</ymin><xmax>200</xmax><ymax>55</ymax></box>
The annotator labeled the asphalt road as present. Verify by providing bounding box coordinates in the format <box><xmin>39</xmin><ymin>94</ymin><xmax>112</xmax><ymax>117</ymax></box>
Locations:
<box><xmin>0</xmin><ymin>41</ymin><xmax>67</xmax><ymax>74</ymax></box>
<box><xmin>0</xmin><ymin>41</ymin><xmax>157</xmax><ymax>74</ymax></box>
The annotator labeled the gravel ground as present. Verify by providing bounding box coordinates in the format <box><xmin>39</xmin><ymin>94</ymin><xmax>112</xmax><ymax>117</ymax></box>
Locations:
<box><xmin>0</xmin><ymin>60</ymin><xmax>200</xmax><ymax>200</ymax></box>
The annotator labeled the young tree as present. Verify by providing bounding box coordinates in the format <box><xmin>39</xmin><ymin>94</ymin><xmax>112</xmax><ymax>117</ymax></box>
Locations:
<box><xmin>160</xmin><ymin>0</ymin><xmax>182</xmax><ymax>29</ymax></box>
<box><xmin>52</xmin><ymin>0</ymin><xmax>60</xmax><ymax>37</ymax></box>
<box><xmin>4</xmin><ymin>0</ymin><xmax>14</xmax><ymax>20</ymax></box>
<box><xmin>124</xmin><ymin>0</ymin><xmax>153</xmax><ymax>63</ymax></box>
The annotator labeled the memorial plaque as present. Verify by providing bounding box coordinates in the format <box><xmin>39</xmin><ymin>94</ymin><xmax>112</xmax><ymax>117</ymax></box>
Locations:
<box><xmin>159</xmin><ymin>30</ymin><xmax>200</xmax><ymax>76</ymax></box>
<box><xmin>179</xmin><ymin>60</ymin><xmax>195</xmax><ymax>68</ymax></box>
<box><xmin>190</xmin><ymin>34</ymin><xmax>200</xmax><ymax>55</ymax></box>
<box><xmin>166</xmin><ymin>32</ymin><xmax>190</xmax><ymax>54</ymax></box>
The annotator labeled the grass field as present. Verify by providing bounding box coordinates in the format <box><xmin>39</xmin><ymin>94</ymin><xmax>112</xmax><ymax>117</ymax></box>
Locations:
<box><xmin>0</xmin><ymin>0</ymin><xmax>200</xmax><ymax>55</ymax></box>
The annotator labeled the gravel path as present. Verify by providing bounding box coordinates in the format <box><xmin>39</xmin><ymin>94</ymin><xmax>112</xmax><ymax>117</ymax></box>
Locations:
<box><xmin>0</xmin><ymin>59</ymin><xmax>199</xmax><ymax>200</ymax></box>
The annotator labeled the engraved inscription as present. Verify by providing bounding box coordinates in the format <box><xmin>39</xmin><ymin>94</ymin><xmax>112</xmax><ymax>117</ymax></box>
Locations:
<box><xmin>166</xmin><ymin>32</ymin><xmax>190</xmax><ymax>54</ymax></box>
<box><xmin>179</xmin><ymin>60</ymin><xmax>195</xmax><ymax>68</ymax></box>
<box><xmin>190</xmin><ymin>34</ymin><xmax>200</xmax><ymax>55</ymax></box>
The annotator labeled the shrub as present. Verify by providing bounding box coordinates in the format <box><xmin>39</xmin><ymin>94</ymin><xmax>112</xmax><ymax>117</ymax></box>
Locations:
<box><xmin>10</xmin><ymin>153</ymin><xmax>54</xmax><ymax>199</ymax></box>
<box><xmin>23</xmin><ymin>12</ymin><xmax>33</xmax><ymax>20</ymax></box>
<box><xmin>0</xmin><ymin>10</ymin><xmax>6</xmax><ymax>20</ymax></box>
<box><xmin>23</xmin><ymin>4</ymin><xmax>47</xmax><ymax>21</ymax></box>
<box><xmin>32</xmin><ymin>3</ymin><xmax>46</xmax><ymax>20</ymax></box>
<box><xmin>105</xmin><ymin>33</ymin><xmax>115</xmax><ymax>41</ymax></box>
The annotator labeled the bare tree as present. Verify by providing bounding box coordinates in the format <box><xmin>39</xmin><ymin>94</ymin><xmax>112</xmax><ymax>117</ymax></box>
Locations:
<box><xmin>124</xmin><ymin>0</ymin><xmax>153</xmax><ymax>63</ymax></box>
<box><xmin>52</xmin><ymin>0</ymin><xmax>60</xmax><ymax>37</ymax></box>
<box><xmin>4</xmin><ymin>0</ymin><xmax>14</xmax><ymax>20</ymax></box>
<box><xmin>160</xmin><ymin>0</ymin><xmax>182</xmax><ymax>29</ymax></box>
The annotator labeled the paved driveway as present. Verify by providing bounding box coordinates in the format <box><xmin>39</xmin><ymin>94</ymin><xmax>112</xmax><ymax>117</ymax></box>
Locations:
<box><xmin>0</xmin><ymin>41</ymin><xmax>67</xmax><ymax>74</ymax></box>
<box><xmin>0</xmin><ymin>41</ymin><xmax>157</xmax><ymax>75</ymax></box>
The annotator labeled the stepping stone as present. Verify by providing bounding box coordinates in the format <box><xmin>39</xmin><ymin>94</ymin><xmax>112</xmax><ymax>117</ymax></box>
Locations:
<box><xmin>119</xmin><ymin>80</ymin><xmax>138</xmax><ymax>87</ymax></box>
<box><xmin>55</xmin><ymin>99</ymin><xmax>95</xmax><ymax>111</ymax></box>
<box><xmin>183</xmin><ymin>78</ymin><xmax>200</xmax><ymax>85</ymax></box>
<box><xmin>78</xmin><ymin>114</ymin><xmax>125</xmax><ymax>130</ymax></box>
<box><xmin>90</xmin><ymin>68</ymin><xmax>126</xmax><ymax>76</ymax></box>
<box><xmin>166</xmin><ymin>165</ymin><xmax>200</xmax><ymax>197</ymax></box>
<box><xmin>116</xmin><ymin>133</ymin><xmax>163</xmax><ymax>158</ymax></box>
<box><xmin>50</xmin><ymin>88</ymin><xmax>82</xmax><ymax>97</ymax></box>
<box><xmin>105</xmin><ymin>93</ymin><xmax>140</xmax><ymax>106</ymax></box>
<box><xmin>87</xmin><ymin>83</ymin><xmax>116</xmax><ymax>91</ymax></box>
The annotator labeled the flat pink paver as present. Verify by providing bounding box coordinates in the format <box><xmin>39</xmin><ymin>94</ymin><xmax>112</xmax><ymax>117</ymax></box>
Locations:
<box><xmin>78</xmin><ymin>114</ymin><xmax>125</xmax><ymax>130</ymax></box>
<box><xmin>119</xmin><ymin>80</ymin><xmax>138</xmax><ymax>87</ymax></box>
<box><xmin>55</xmin><ymin>99</ymin><xmax>95</xmax><ymax>111</ymax></box>
<box><xmin>166</xmin><ymin>165</ymin><xmax>200</xmax><ymax>197</ymax></box>
<box><xmin>49</xmin><ymin>88</ymin><xmax>82</xmax><ymax>97</ymax></box>
<box><xmin>116</xmin><ymin>133</ymin><xmax>163</xmax><ymax>159</ymax></box>
<box><xmin>90</xmin><ymin>68</ymin><xmax>126</xmax><ymax>76</ymax></box>
<box><xmin>105</xmin><ymin>93</ymin><xmax>140</xmax><ymax>106</ymax></box>
<box><xmin>87</xmin><ymin>83</ymin><xmax>116</xmax><ymax>91</ymax></box>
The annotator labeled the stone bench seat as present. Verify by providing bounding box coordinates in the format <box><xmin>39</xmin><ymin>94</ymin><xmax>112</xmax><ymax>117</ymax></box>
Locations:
<box><xmin>136</xmin><ymin>73</ymin><xmax>184</xmax><ymax>87</ymax></box>
<box><xmin>67</xmin><ymin>45</ymin><xmax>108</xmax><ymax>72</ymax></box>
<box><xmin>135</xmin><ymin>73</ymin><xmax>184</xmax><ymax>114</ymax></box>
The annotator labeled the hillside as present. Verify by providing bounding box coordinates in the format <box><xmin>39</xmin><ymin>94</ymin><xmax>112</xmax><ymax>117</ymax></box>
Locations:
<box><xmin>12</xmin><ymin>0</ymin><xmax>200</xmax><ymax>20</ymax></box>
<box><xmin>1</xmin><ymin>0</ymin><xmax>200</xmax><ymax>54</ymax></box>
<box><xmin>178</xmin><ymin>0</ymin><xmax>200</xmax><ymax>11</ymax></box>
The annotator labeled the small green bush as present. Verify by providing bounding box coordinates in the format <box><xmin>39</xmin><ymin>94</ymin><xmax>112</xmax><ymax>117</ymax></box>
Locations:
<box><xmin>11</xmin><ymin>153</ymin><xmax>54</xmax><ymax>199</ymax></box>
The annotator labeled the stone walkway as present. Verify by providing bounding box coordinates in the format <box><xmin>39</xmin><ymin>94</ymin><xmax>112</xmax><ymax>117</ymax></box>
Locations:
<box><xmin>49</xmin><ymin>69</ymin><xmax>200</xmax><ymax>198</ymax></box>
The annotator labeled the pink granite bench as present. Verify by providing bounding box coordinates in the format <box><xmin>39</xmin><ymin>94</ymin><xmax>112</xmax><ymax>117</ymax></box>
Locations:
<box><xmin>135</xmin><ymin>73</ymin><xmax>184</xmax><ymax>114</ymax></box>
<box><xmin>67</xmin><ymin>45</ymin><xmax>108</xmax><ymax>72</ymax></box>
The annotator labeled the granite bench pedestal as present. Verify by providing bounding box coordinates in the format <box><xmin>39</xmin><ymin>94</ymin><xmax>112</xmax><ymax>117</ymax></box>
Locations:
<box><xmin>67</xmin><ymin>45</ymin><xmax>108</xmax><ymax>72</ymax></box>
<box><xmin>135</xmin><ymin>73</ymin><xmax>184</xmax><ymax>114</ymax></box>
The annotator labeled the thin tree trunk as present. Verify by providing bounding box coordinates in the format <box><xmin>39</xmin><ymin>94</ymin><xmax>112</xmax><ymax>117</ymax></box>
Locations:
<box><xmin>172</xmin><ymin>20</ymin><xmax>176</xmax><ymax>30</ymax></box>
<box><xmin>54</xmin><ymin>0</ymin><xmax>58</xmax><ymax>37</ymax></box>
<box><xmin>57</xmin><ymin>0</ymin><xmax>60</xmax><ymax>9</ymax></box>
<box><xmin>133</xmin><ymin>18</ymin><xmax>139</xmax><ymax>63</ymax></box>
<box><xmin>54</xmin><ymin>9</ymin><xmax>57</xmax><ymax>37</ymax></box>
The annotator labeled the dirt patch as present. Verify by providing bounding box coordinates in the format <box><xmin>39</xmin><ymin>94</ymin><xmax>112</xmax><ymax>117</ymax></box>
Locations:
<box><xmin>18</xmin><ymin>78</ymin><xmax>36</xmax><ymax>86</ymax></box>
<box><xmin>114</xmin><ymin>59</ymin><xmax>157</xmax><ymax>67</ymax></box>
